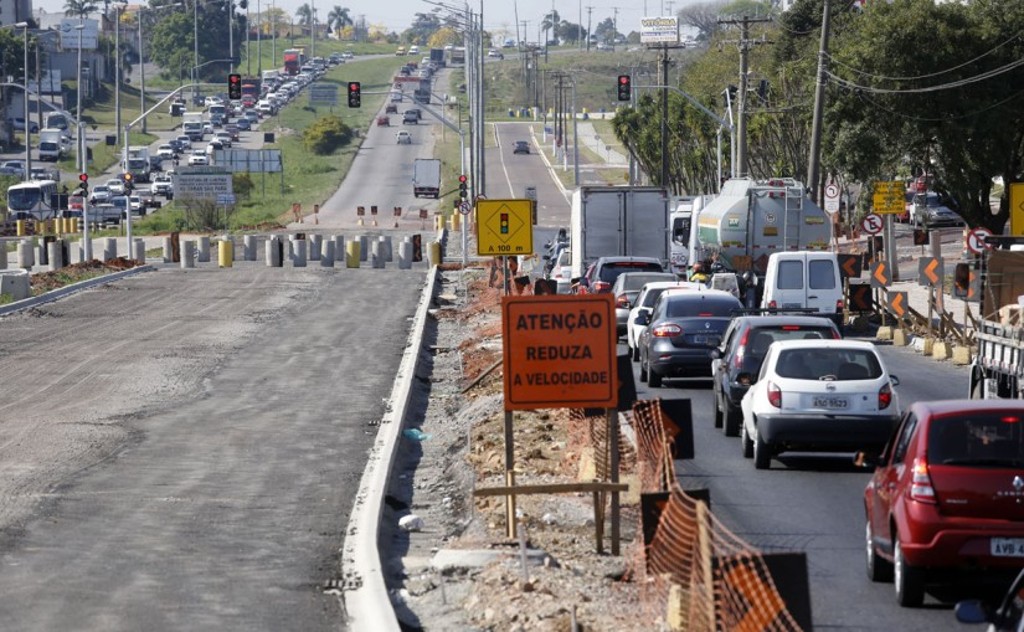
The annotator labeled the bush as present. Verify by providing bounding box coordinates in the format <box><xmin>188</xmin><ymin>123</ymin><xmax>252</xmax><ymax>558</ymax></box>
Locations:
<box><xmin>302</xmin><ymin>116</ymin><xmax>353</xmax><ymax>155</ymax></box>
<box><xmin>233</xmin><ymin>173</ymin><xmax>255</xmax><ymax>199</ymax></box>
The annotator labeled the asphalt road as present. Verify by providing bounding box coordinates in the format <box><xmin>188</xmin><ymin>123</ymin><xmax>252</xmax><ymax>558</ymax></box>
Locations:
<box><xmin>0</xmin><ymin>265</ymin><xmax>425</xmax><ymax>629</ymax></box>
<box><xmin>488</xmin><ymin>121</ymin><xmax>572</xmax><ymax>228</ymax></box>
<box><xmin>631</xmin><ymin>339</ymin><xmax>973</xmax><ymax>630</ymax></box>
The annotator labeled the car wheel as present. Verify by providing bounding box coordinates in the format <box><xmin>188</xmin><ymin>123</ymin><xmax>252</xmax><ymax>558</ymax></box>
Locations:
<box><xmin>723</xmin><ymin>401</ymin><xmax>742</xmax><ymax>437</ymax></box>
<box><xmin>741</xmin><ymin>420</ymin><xmax>754</xmax><ymax>458</ymax></box>
<box><xmin>894</xmin><ymin>538</ymin><xmax>925</xmax><ymax>607</ymax></box>
<box><xmin>648</xmin><ymin>368</ymin><xmax>662</xmax><ymax>388</ymax></box>
<box><xmin>753</xmin><ymin>420</ymin><xmax>771</xmax><ymax>470</ymax></box>
<box><xmin>866</xmin><ymin>521</ymin><xmax>893</xmax><ymax>582</ymax></box>
<box><xmin>713</xmin><ymin>394</ymin><xmax>724</xmax><ymax>428</ymax></box>
<box><xmin>639</xmin><ymin>353</ymin><xmax>648</xmax><ymax>383</ymax></box>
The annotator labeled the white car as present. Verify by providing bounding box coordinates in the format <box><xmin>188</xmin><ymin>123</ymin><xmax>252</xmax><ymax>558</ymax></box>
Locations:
<box><xmin>157</xmin><ymin>144</ymin><xmax>175</xmax><ymax>160</ymax></box>
<box><xmin>395</xmin><ymin>130</ymin><xmax>412</xmax><ymax>145</ymax></box>
<box><xmin>548</xmin><ymin>248</ymin><xmax>573</xmax><ymax>295</ymax></box>
<box><xmin>106</xmin><ymin>178</ymin><xmax>126</xmax><ymax>195</ymax></box>
<box><xmin>626</xmin><ymin>281</ymin><xmax>702</xmax><ymax>361</ymax></box>
<box><xmin>214</xmin><ymin>131</ymin><xmax>232</xmax><ymax>147</ymax></box>
<box><xmin>739</xmin><ymin>339</ymin><xmax>902</xmax><ymax>470</ymax></box>
<box><xmin>188</xmin><ymin>150</ymin><xmax>208</xmax><ymax>166</ymax></box>
<box><xmin>152</xmin><ymin>174</ymin><xmax>173</xmax><ymax>197</ymax></box>
<box><xmin>204</xmin><ymin>95</ymin><xmax>223</xmax><ymax>107</ymax></box>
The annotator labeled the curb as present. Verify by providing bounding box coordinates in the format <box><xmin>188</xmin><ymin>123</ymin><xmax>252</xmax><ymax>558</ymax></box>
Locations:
<box><xmin>340</xmin><ymin>255</ymin><xmax>441</xmax><ymax>630</ymax></box>
<box><xmin>529</xmin><ymin>127</ymin><xmax>571</xmax><ymax>203</ymax></box>
<box><xmin>0</xmin><ymin>264</ymin><xmax>155</xmax><ymax>317</ymax></box>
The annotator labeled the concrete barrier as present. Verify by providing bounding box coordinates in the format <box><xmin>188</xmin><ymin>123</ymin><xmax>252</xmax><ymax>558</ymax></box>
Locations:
<box><xmin>266</xmin><ymin>235</ymin><xmax>282</xmax><ymax>267</ymax></box>
<box><xmin>427</xmin><ymin>241</ymin><xmax>441</xmax><ymax>266</ymax></box>
<box><xmin>346</xmin><ymin>240</ymin><xmax>360</xmax><ymax>268</ymax></box>
<box><xmin>103</xmin><ymin>237</ymin><xmax>117</xmax><ymax>262</ymax></box>
<box><xmin>398</xmin><ymin>239</ymin><xmax>412</xmax><ymax>270</ymax></box>
<box><xmin>370</xmin><ymin>239</ymin><xmax>383</xmax><ymax>269</ymax></box>
<box><xmin>292</xmin><ymin>238</ymin><xmax>308</xmax><ymax>267</ymax></box>
<box><xmin>48</xmin><ymin>240</ymin><xmax>64</xmax><ymax>271</ymax></box>
<box><xmin>381</xmin><ymin>235</ymin><xmax>393</xmax><ymax>262</ymax></box>
<box><xmin>197</xmin><ymin>236</ymin><xmax>211</xmax><ymax>263</ymax></box>
<box><xmin>0</xmin><ymin>243</ymin><xmax>7</xmax><ymax>269</ymax></box>
<box><xmin>333</xmin><ymin>235</ymin><xmax>345</xmax><ymax>261</ymax></box>
<box><xmin>181</xmin><ymin>240</ymin><xmax>196</xmax><ymax>268</ymax></box>
<box><xmin>163</xmin><ymin>237</ymin><xmax>174</xmax><ymax>263</ymax></box>
<box><xmin>244</xmin><ymin>235</ymin><xmax>257</xmax><ymax>261</ymax></box>
<box><xmin>218</xmin><ymin>239</ymin><xmax>234</xmax><ymax>268</ymax></box>
<box><xmin>134</xmin><ymin>238</ymin><xmax>146</xmax><ymax>263</ymax></box>
<box><xmin>358</xmin><ymin>235</ymin><xmax>368</xmax><ymax>262</ymax></box>
<box><xmin>1</xmin><ymin>269</ymin><xmax>30</xmax><ymax>301</ymax></box>
<box><xmin>310</xmin><ymin>234</ymin><xmax>322</xmax><ymax>261</ymax></box>
<box><xmin>320</xmin><ymin>241</ymin><xmax>335</xmax><ymax>267</ymax></box>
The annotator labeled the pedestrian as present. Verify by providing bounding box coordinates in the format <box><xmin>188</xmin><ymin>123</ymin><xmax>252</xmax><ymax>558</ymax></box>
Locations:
<box><xmin>689</xmin><ymin>262</ymin><xmax>710</xmax><ymax>284</ymax></box>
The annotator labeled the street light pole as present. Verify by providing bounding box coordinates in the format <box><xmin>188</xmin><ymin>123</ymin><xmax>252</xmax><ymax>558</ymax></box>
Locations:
<box><xmin>115</xmin><ymin>7</ymin><xmax>121</xmax><ymax>151</ymax></box>
<box><xmin>139</xmin><ymin>12</ymin><xmax>147</xmax><ymax>132</ymax></box>
<box><xmin>228</xmin><ymin>0</ymin><xmax>234</xmax><ymax>73</ymax></box>
<box><xmin>19</xmin><ymin>22</ymin><xmax>30</xmax><ymax>181</ymax></box>
<box><xmin>194</xmin><ymin>0</ymin><xmax>200</xmax><ymax>105</ymax></box>
<box><xmin>76</xmin><ymin>21</ymin><xmax>85</xmax><ymax>174</ymax></box>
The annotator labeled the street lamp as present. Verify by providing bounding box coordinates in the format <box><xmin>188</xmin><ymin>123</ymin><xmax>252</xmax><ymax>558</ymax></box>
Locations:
<box><xmin>15</xmin><ymin>22</ymin><xmax>30</xmax><ymax>181</ymax></box>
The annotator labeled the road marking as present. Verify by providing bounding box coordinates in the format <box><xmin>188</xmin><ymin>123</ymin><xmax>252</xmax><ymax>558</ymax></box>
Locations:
<box><xmin>493</xmin><ymin>123</ymin><xmax>516</xmax><ymax>198</ymax></box>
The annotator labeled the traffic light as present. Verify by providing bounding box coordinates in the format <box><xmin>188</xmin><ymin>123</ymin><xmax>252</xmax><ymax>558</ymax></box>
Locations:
<box><xmin>617</xmin><ymin>75</ymin><xmax>631</xmax><ymax>101</ymax></box>
<box><xmin>954</xmin><ymin>263</ymin><xmax>971</xmax><ymax>299</ymax></box>
<box><xmin>228</xmin><ymin>73</ymin><xmax>242</xmax><ymax>100</ymax></box>
<box><xmin>458</xmin><ymin>174</ymin><xmax>468</xmax><ymax>199</ymax></box>
<box><xmin>347</xmin><ymin>81</ymin><xmax>361</xmax><ymax>108</ymax></box>
<box><xmin>499</xmin><ymin>212</ymin><xmax>509</xmax><ymax>234</ymax></box>
<box><xmin>122</xmin><ymin>172</ymin><xmax>134</xmax><ymax>193</ymax></box>
<box><xmin>77</xmin><ymin>173</ymin><xmax>88</xmax><ymax>194</ymax></box>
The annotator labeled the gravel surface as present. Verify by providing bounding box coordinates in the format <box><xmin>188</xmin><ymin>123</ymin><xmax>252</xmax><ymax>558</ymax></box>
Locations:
<box><xmin>381</xmin><ymin>265</ymin><xmax>648</xmax><ymax>632</ymax></box>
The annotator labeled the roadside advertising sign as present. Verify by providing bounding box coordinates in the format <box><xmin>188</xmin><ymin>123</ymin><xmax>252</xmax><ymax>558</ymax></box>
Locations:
<box><xmin>501</xmin><ymin>295</ymin><xmax>617</xmax><ymax>411</ymax></box>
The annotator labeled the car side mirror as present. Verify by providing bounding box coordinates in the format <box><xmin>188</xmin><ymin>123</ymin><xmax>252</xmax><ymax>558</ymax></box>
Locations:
<box><xmin>634</xmin><ymin>311</ymin><xmax>650</xmax><ymax>326</ymax></box>
<box><xmin>709</xmin><ymin>348</ymin><xmax>722</xmax><ymax>360</ymax></box>
<box><xmin>954</xmin><ymin>600</ymin><xmax>990</xmax><ymax>625</ymax></box>
<box><xmin>853</xmin><ymin>451</ymin><xmax>880</xmax><ymax>469</ymax></box>
<box><xmin>889</xmin><ymin>375</ymin><xmax>900</xmax><ymax>387</ymax></box>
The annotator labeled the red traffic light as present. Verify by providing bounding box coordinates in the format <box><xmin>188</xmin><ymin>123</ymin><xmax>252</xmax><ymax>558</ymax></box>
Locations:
<box><xmin>229</xmin><ymin>74</ymin><xmax>240</xmax><ymax>84</ymax></box>
<box><xmin>619</xmin><ymin>75</ymin><xmax>629</xmax><ymax>85</ymax></box>
<box><xmin>79</xmin><ymin>173</ymin><xmax>88</xmax><ymax>182</ymax></box>
<box><xmin>348</xmin><ymin>82</ymin><xmax>359</xmax><ymax>92</ymax></box>
<box><xmin>458</xmin><ymin>174</ymin><xmax>467</xmax><ymax>183</ymax></box>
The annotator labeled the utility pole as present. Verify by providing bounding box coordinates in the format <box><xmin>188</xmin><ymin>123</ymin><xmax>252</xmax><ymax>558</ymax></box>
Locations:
<box><xmin>660</xmin><ymin>45</ymin><xmax>669</xmax><ymax>189</ymax></box>
<box><xmin>586</xmin><ymin>6</ymin><xmax>592</xmax><ymax>52</ymax></box>
<box><xmin>718</xmin><ymin>15</ymin><xmax>771</xmax><ymax>178</ymax></box>
<box><xmin>806</xmin><ymin>0</ymin><xmax>832</xmax><ymax>203</ymax></box>
<box><xmin>612</xmin><ymin>7</ymin><xmax>618</xmax><ymax>51</ymax></box>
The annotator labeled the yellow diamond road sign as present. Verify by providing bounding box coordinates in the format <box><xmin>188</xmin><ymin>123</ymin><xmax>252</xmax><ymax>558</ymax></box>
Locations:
<box><xmin>476</xmin><ymin>199</ymin><xmax>534</xmax><ymax>256</ymax></box>
<box><xmin>872</xmin><ymin>180</ymin><xmax>904</xmax><ymax>215</ymax></box>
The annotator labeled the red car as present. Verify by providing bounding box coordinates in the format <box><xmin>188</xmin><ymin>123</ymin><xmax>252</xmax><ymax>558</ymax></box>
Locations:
<box><xmin>863</xmin><ymin>400</ymin><xmax>1024</xmax><ymax>607</ymax></box>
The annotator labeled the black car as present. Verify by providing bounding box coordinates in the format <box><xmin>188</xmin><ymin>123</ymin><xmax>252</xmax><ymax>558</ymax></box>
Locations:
<box><xmin>578</xmin><ymin>256</ymin><xmax>664</xmax><ymax>294</ymax></box>
<box><xmin>636</xmin><ymin>290</ymin><xmax>742</xmax><ymax>387</ymax></box>
<box><xmin>956</xmin><ymin>567</ymin><xmax>1024</xmax><ymax>631</ymax></box>
<box><xmin>709</xmin><ymin>315</ymin><xmax>841</xmax><ymax>436</ymax></box>
<box><xmin>513</xmin><ymin>140</ymin><xmax>530</xmax><ymax>155</ymax></box>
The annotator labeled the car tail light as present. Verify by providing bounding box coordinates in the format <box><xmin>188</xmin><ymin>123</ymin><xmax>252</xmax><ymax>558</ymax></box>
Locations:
<box><xmin>781</xmin><ymin>325</ymin><xmax>801</xmax><ymax>331</ymax></box>
<box><xmin>616</xmin><ymin>294</ymin><xmax>630</xmax><ymax>308</ymax></box>
<box><xmin>733</xmin><ymin>329</ymin><xmax>750</xmax><ymax>370</ymax></box>
<box><xmin>831</xmin><ymin>329</ymin><xmax>841</xmax><ymax>339</ymax></box>
<box><xmin>767</xmin><ymin>381</ymin><xmax>782</xmax><ymax>408</ymax></box>
<box><xmin>768</xmin><ymin>300</ymin><xmax>777</xmax><ymax>309</ymax></box>
<box><xmin>909</xmin><ymin>458</ymin><xmax>937</xmax><ymax>504</ymax></box>
<box><xmin>878</xmin><ymin>382</ymin><xmax>893</xmax><ymax>409</ymax></box>
<box><xmin>652</xmin><ymin>323</ymin><xmax>682</xmax><ymax>338</ymax></box>
<box><xmin>593</xmin><ymin>281</ymin><xmax>610</xmax><ymax>293</ymax></box>
<box><xmin>835</xmin><ymin>299</ymin><xmax>844</xmax><ymax>313</ymax></box>
<box><xmin>1002</xmin><ymin>416</ymin><xmax>1021</xmax><ymax>424</ymax></box>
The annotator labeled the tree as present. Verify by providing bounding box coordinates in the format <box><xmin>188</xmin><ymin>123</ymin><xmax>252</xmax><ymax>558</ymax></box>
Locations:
<box><xmin>541</xmin><ymin>10</ymin><xmax>560</xmax><ymax>45</ymax></box>
<box><xmin>428</xmin><ymin>26</ymin><xmax>459</xmax><ymax>49</ymax></box>
<box><xmin>678</xmin><ymin>1</ymin><xmax>727</xmax><ymax>42</ymax></box>
<box><xmin>403</xmin><ymin>12</ymin><xmax>441</xmax><ymax>44</ymax></box>
<box><xmin>557</xmin><ymin>21</ymin><xmax>585</xmax><ymax>45</ymax></box>
<box><xmin>594</xmin><ymin>17</ymin><xmax>617</xmax><ymax>44</ymax></box>
<box><xmin>327</xmin><ymin>6</ymin><xmax>352</xmax><ymax>36</ymax></box>
<box><xmin>295</xmin><ymin>3</ymin><xmax>313</xmax><ymax>27</ymax></box>
<box><xmin>64</xmin><ymin>0</ymin><xmax>99</xmax><ymax>18</ymax></box>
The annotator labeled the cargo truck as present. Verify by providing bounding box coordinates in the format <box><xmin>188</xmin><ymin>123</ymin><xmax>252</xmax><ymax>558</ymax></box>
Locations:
<box><xmin>693</xmin><ymin>177</ymin><xmax>831</xmax><ymax>277</ymax></box>
<box><xmin>283</xmin><ymin>49</ymin><xmax>302</xmax><ymax>75</ymax></box>
<box><xmin>967</xmin><ymin>242</ymin><xmax>1024</xmax><ymax>399</ymax></box>
<box><xmin>412</xmin><ymin>158</ymin><xmax>441</xmax><ymax>198</ymax></box>
<box><xmin>669</xmin><ymin>194</ymin><xmax>716</xmax><ymax>277</ymax></box>
<box><xmin>429</xmin><ymin>48</ymin><xmax>445</xmax><ymax>67</ymax></box>
<box><xmin>182</xmin><ymin>112</ymin><xmax>205</xmax><ymax>142</ymax></box>
<box><xmin>448</xmin><ymin>46</ymin><xmax>466</xmax><ymax>65</ymax></box>
<box><xmin>37</xmin><ymin>129</ymin><xmax>70</xmax><ymax>161</ymax></box>
<box><xmin>569</xmin><ymin>185</ymin><xmax>672</xmax><ymax>279</ymax></box>
<box><xmin>125</xmin><ymin>145</ymin><xmax>152</xmax><ymax>182</ymax></box>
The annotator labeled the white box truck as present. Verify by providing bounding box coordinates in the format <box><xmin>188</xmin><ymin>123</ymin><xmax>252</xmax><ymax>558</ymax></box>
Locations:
<box><xmin>413</xmin><ymin>158</ymin><xmax>441</xmax><ymax>199</ymax></box>
<box><xmin>125</xmin><ymin>145</ymin><xmax>152</xmax><ymax>182</ymax></box>
<box><xmin>569</xmin><ymin>185</ymin><xmax>672</xmax><ymax>279</ymax></box>
<box><xmin>38</xmin><ymin>129</ymin><xmax>70</xmax><ymax>161</ymax></box>
<box><xmin>182</xmin><ymin>112</ymin><xmax>205</xmax><ymax>142</ymax></box>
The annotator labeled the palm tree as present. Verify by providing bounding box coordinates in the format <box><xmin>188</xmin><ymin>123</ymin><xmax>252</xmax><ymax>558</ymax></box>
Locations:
<box><xmin>64</xmin><ymin>0</ymin><xmax>99</xmax><ymax>18</ymax></box>
<box><xmin>540</xmin><ymin>10</ymin><xmax>560</xmax><ymax>46</ymax></box>
<box><xmin>295</xmin><ymin>3</ymin><xmax>313</xmax><ymax>27</ymax></box>
<box><xmin>327</xmin><ymin>5</ymin><xmax>352</xmax><ymax>36</ymax></box>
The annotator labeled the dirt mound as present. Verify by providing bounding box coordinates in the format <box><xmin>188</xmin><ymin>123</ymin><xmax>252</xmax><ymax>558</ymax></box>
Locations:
<box><xmin>30</xmin><ymin>258</ymin><xmax>143</xmax><ymax>293</ymax></box>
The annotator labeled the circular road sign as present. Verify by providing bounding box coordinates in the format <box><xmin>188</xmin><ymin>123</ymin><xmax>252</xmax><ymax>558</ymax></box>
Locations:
<box><xmin>967</xmin><ymin>226</ymin><xmax>994</xmax><ymax>254</ymax></box>
<box><xmin>459</xmin><ymin>201</ymin><xmax>472</xmax><ymax>216</ymax></box>
<box><xmin>861</xmin><ymin>213</ymin><xmax>884</xmax><ymax>235</ymax></box>
<box><xmin>825</xmin><ymin>183</ymin><xmax>840</xmax><ymax>199</ymax></box>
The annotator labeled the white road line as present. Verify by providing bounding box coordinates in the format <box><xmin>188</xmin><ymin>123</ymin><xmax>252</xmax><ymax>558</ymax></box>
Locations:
<box><xmin>492</xmin><ymin>123</ymin><xmax>516</xmax><ymax>197</ymax></box>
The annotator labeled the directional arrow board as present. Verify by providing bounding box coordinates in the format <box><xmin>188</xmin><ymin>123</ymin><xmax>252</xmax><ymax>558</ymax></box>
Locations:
<box><xmin>872</xmin><ymin>181</ymin><xmax>905</xmax><ymax>214</ymax></box>
<box><xmin>918</xmin><ymin>257</ymin><xmax>943</xmax><ymax>288</ymax></box>
<box><xmin>870</xmin><ymin>261</ymin><xmax>891</xmax><ymax>289</ymax></box>
<box><xmin>886</xmin><ymin>291</ymin><xmax>909</xmax><ymax>318</ymax></box>
<box><xmin>861</xmin><ymin>213</ymin><xmax>883</xmax><ymax>235</ymax></box>
<box><xmin>837</xmin><ymin>253</ymin><xmax>862</xmax><ymax>279</ymax></box>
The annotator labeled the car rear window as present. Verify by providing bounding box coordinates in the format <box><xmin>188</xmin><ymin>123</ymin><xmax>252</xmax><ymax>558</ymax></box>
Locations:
<box><xmin>775</xmin><ymin>348</ymin><xmax>883</xmax><ymax>380</ymax></box>
<box><xmin>777</xmin><ymin>260</ymin><xmax>803</xmax><ymax>290</ymax></box>
<box><xmin>746</xmin><ymin>326</ymin><xmax>835</xmax><ymax>357</ymax></box>
<box><xmin>666</xmin><ymin>296</ymin><xmax>740</xmax><ymax>318</ymax></box>
<box><xmin>809</xmin><ymin>260</ymin><xmax>837</xmax><ymax>290</ymax></box>
<box><xmin>621</xmin><ymin>273</ymin><xmax>676</xmax><ymax>292</ymax></box>
<box><xmin>927</xmin><ymin>413</ymin><xmax>1024</xmax><ymax>467</ymax></box>
<box><xmin>598</xmin><ymin>262</ymin><xmax>663</xmax><ymax>283</ymax></box>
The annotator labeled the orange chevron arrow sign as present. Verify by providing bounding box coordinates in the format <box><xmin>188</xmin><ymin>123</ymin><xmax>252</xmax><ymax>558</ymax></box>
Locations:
<box><xmin>887</xmin><ymin>291</ymin><xmax>908</xmax><ymax>318</ymax></box>
<box><xmin>838</xmin><ymin>254</ymin><xmax>862</xmax><ymax>279</ymax></box>
<box><xmin>918</xmin><ymin>257</ymin><xmax>943</xmax><ymax>287</ymax></box>
<box><xmin>870</xmin><ymin>261</ymin><xmax>891</xmax><ymax>289</ymax></box>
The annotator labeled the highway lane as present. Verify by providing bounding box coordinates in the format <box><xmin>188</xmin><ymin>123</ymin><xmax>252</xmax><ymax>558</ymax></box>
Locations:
<box><xmin>488</xmin><ymin>121</ymin><xmax>571</xmax><ymax>229</ymax></box>
<box><xmin>632</xmin><ymin>338</ymin><xmax>973</xmax><ymax>630</ymax></box>
<box><xmin>0</xmin><ymin>265</ymin><xmax>426</xmax><ymax>629</ymax></box>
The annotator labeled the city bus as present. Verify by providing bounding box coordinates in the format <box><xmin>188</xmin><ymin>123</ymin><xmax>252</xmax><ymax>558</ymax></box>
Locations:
<box><xmin>6</xmin><ymin>179</ymin><xmax>60</xmax><ymax>221</ymax></box>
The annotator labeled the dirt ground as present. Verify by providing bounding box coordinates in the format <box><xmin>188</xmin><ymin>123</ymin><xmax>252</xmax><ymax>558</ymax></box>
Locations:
<box><xmin>381</xmin><ymin>265</ymin><xmax>649</xmax><ymax>632</ymax></box>
<box><xmin>29</xmin><ymin>258</ymin><xmax>143</xmax><ymax>294</ymax></box>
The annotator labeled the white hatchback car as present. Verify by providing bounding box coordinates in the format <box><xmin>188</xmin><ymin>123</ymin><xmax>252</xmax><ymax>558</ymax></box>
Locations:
<box><xmin>188</xmin><ymin>150</ymin><xmax>209</xmax><ymax>166</ymax></box>
<box><xmin>740</xmin><ymin>339</ymin><xmax>901</xmax><ymax>470</ymax></box>
<box><xmin>627</xmin><ymin>281</ymin><xmax>702</xmax><ymax>361</ymax></box>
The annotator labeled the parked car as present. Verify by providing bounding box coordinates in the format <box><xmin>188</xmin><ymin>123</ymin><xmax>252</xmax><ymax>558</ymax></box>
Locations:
<box><xmin>627</xmin><ymin>281</ymin><xmax>703</xmax><ymax>361</ymax></box>
<box><xmin>7</xmin><ymin>117</ymin><xmax>39</xmax><ymax>133</ymax></box>
<box><xmin>909</xmin><ymin>192</ymin><xmax>963</xmax><ymax>228</ymax></box>
<box><xmin>610</xmin><ymin>271</ymin><xmax>679</xmax><ymax>336</ymax></box>
<box><xmin>636</xmin><ymin>289</ymin><xmax>742</xmax><ymax>388</ymax></box>
<box><xmin>864</xmin><ymin>400</ymin><xmax>1024</xmax><ymax>607</ymax></box>
<box><xmin>710</xmin><ymin>316</ymin><xmax>841</xmax><ymax>437</ymax></box>
<box><xmin>395</xmin><ymin>130</ymin><xmax>412</xmax><ymax>145</ymax></box>
<box><xmin>577</xmin><ymin>256</ymin><xmax>665</xmax><ymax>294</ymax></box>
<box><xmin>740</xmin><ymin>339</ymin><xmax>901</xmax><ymax>470</ymax></box>
<box><xmin>513</xmin><ymin>140</ymin><xmax>531</xmax><ymax>155</ymax></box>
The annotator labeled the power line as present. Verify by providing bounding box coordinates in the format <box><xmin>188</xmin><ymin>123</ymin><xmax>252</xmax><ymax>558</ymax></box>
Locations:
<box><xmin>826</xmin><ymin>56</ymin><xmax>1024</xmax><ymax>94</ymax></box>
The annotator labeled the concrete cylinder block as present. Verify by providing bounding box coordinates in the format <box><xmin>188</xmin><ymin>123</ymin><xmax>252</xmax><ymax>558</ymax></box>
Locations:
<box><xmin>0</xmin><ymin>242</ymin><xmax>7</xmax><ymax>269</ymax></box>
<box><xmin>134</xmin><ymin>238</ymin><xmax>146</xmax><ymax>263</ymax></box>
<box><xmin>48</xmin><ymin>241</ymin><xmax>64</xmax><ymax>271</ymax></box>
<box><xmin>398</xmin><ymin>240</ymin><xmax>413</xmax><ymax>270</ymax></box>
<box><xmin>346</xmin><ymin>241</ymin><xmax>360</xmax><ymax>268</ymax></box>
<box><xmin>197</xmin><ymin>236</ymin><xmax>211</xmax><ymax>263</ymax></box>
<box><xmin>382</xmin><ymin>235</ymin><xmax>393</xmax><ymax>262</ymax></box>
<box><xmin>218</xmin><ymin>240</ymin><xmax>234</xmax><ymax>268</ymax></box>
<box><xmin>333</xmin><ymin>235</ymin><xmax>345</xmax><ymax>261</ymax></box>
<box><xmin>320</xmin><ymin>241</ymin><xmax>335</xmax><ymax>267</ymax></box>
<box><xmin>104</xmin><ymin>237</ymin><xmax>117</xmax><ymax>262</ymax></box>
<box><xmin>266</xmin><ymin>236</ymin><xmax>282</xmax><ymax>267</ymax></box>
<box><xmin>181</xmin><ymin>240</ymin><xmax>196</xmax><ymax>268</ymax></box>
<box><xmin>244</xmin><ymin>235</ymin><xmax>257</xmax><ymax>261</ymax></box>
<box><xmin>163</xmin><ymin>237</ymin><xmax>174</xmax><ymax>263</ymax></box>
<box><xmin>358</xmin><ymin>235</ymin><xmax>368</xmax><ymax>262</ymax></box>
<box><xmin>309</xmin><ymin>234</ymin><xmax>322</xmax><ymax>261</ymax></box>
<box><xmin>292</xmin><ymin>238</ymin><xmax>308</xmax><ymax>267</ymax></box>
<box><xmin>0</xmin><ymin>269</ymin><xmax>30</xmax><ymax>301</ymax></box>
<box><xmin>370</xmin><ymin>240</ymin><xmax>383</xmax><ymax>269</ymax></box>
<box><xmin>427</xmin><ymin>241</ymin><xmax>442</xmax><ymax>266</ymax></box>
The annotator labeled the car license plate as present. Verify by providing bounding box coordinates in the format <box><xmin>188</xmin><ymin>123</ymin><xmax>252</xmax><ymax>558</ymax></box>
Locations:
<box><xmin>812</xmin><ymin>397</ymin><xmax>848</xmax><ymax>409</ymax></box>
<box><xmin>991</xmin><ymin>538</ymin><xmax>1024</xmax><ymax>557</ymax></box>
<box><xmin>692</xmin><ymin>335</ymin><xmax>707</xmax><ymax>345</ymax></box>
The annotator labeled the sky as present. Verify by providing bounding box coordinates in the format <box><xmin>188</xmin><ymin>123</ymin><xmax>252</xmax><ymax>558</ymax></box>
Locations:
<box><xmin>33</xmin><ymin>0</ymin><xmax>669</xmax><ymax>36</ymax></box>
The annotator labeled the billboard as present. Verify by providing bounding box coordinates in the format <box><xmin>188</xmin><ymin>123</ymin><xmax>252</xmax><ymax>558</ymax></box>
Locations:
<box><xmin>639</xmin><ymin>16</ymin><xmax>679</xmax><ymax>44</ymax></box>
<box><xmin>59</xmin><ymin>19</ymin><xmax>100</xmax><ymax>51</ymax></box>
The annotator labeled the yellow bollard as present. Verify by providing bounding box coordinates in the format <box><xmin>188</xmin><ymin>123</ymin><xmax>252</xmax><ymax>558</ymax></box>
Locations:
<box><xmin>16</xmin><ymin>220</ymin><xmax>26</xmax><ymax>236</ymax></box>
<box><xmin>427</xmin><ymin>240</ymin><xmax>442</xmax><ymax>265</ymax></box>
<box><xmin>218</xmin><ymin>240</ymin><xmax>234</xmax><ymax>267</ymax></box>
<box><xmin>451</xmin><ymin>213</ymin><xmax>461</xmax><ymax>231</ymax></box>
<box><xmin>345</xmin><ymin>240</ymin><xmax>361</xmax><ymax>268</ymax></box>
<box><xmin>70</xmin><ymin>218</ymin><xmax>79</xmax><ymax>233</ymax></box>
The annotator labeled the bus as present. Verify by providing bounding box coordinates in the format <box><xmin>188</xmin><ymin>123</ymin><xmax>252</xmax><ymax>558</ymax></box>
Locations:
<box><xmin>6</xmin><ymin>179</ymin><xmax>60</xmax><ymax>221</ymax></box>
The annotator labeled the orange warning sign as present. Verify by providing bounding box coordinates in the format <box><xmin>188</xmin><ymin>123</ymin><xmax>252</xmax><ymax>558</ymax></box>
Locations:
<box><xmin>502</xmin><ymin>295</ymin><xmax>618</xmax><ymax>411</ymax></box>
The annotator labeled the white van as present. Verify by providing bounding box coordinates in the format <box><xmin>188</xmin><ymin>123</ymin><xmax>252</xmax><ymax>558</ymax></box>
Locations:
<box><xmin>760</xmin><ymin>251</ymin><xmax>843</xmax><ymax>325</ymax></box>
